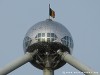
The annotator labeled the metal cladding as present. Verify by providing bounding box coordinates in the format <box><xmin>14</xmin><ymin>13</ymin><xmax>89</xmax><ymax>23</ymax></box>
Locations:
<box><xmin>23</xmin><ymin>19</ymin><xmax>74</xmax><ymax>70</ymax></box>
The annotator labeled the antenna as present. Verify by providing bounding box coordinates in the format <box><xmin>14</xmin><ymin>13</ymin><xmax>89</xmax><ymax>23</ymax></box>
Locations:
<box><xmin>49</xmin><ymin>4</ymin><xmax>50</xmax><ymax>19</ymax></box>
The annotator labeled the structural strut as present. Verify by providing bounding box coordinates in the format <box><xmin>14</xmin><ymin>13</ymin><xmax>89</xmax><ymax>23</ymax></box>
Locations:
<box><xmin>57</xmin><ymin>50</ymin><xmax>99</xmax><ymax>75</ymax></box>
<box><xmin>0</xmin><ymin>50</ymin><xmax>38</xmax><ymax>75</ymax></box>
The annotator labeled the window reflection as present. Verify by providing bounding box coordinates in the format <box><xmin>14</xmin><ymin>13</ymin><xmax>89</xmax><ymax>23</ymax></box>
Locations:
<box><xmin>35</xmin><ymin>33</ymin><xmax>57</xmax><ymax>42</ymax></box>
<box><xmin>51</xmin><ymin>38</ymin><xmax>54</xmax><ymax>42</ymax></box>
<box><xmin>47</xmin><ymin>38</ymin><xmax>50</xmax><ymax>42</ymax></box>
<box><xmin>47</xmin><ymin>33</ymin><xmax>50</xmax><ymax>37</ymax></box>
<box><xmin>61</xmin><ymin>36</ymin><xmax>73</xmax><ymax>48</ymax></box>
<box><xmin>38</xmin><ymin>33</ymin><xmax>41</xmax><ymax>37</ymax></box>
<box><xmin>35</xmin><ymin>33</ymin><xmax>73</xmax><ymax>48</ymax></box>
<box><xmin>51</xmin><ymin>33</ymin><xmax>54</xmax><ymax>37</ymax></box>
<box><xmin>42</xmin><ymin>33</ymin><xmax>45</xmax><ymax>37</ymax></box>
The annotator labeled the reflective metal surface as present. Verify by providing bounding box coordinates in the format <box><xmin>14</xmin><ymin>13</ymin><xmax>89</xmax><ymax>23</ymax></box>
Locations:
<box><xmin>23</xmin><ymin>19</ymin><xmax>74</xmax><ymax>70</ymax></box>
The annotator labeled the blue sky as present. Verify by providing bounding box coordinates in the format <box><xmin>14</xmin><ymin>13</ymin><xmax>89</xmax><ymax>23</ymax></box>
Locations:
<box><xmin>0</xmin><ymin>0</ymin><xmax>100</xmax><ymax>75</ymax></box>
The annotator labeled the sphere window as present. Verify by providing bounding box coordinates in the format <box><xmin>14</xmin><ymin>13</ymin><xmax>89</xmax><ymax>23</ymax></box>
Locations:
<box><xmin>42</xmin><ymin>33</ymin><xmax>45</xmax><ymax>37</ymax></box>
<box><xmin>61</xmin><ymin>36</ymin><xmax>73</xmax><ymax>48</ymax></box>
<box><xmin>55</xmin><ymin>35</ymin><xmax>57</xmax><ymax>39</ymax></box>
<box><xmin>51</xmin><ymin>38</ymin><xmax>54</xmax><ymax>42</ymax></box>
<box><xmin>35</xmin><ymin>33</ymin><xmax>57</xmax><ymax>42</ymax></box>
<box><xmin>47</xmin><ymin>38</ymin><xmax>50</xmax><ymax>42</ymax></box>
<box><xmin>47</xmin><ymin>33</ymin><xmax>50</xmax><ymax>37</ymax></box>
<box><xmin>24</xmin><ymin>36</ymin><xmax>32</xmax><ymax>49</ymax></box>
<box><xmin>51</xmin><ymin>33</ymin><xmax>54</xmax><ymax>37</ymax></box>
<box><xmin>38</xmin><ymin>33</ymin><xmax>41</xmax><ymax>37</ymax></box>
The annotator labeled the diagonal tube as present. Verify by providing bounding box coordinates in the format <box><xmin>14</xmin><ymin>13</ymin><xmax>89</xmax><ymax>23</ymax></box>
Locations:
<box><xmin>0</xmin><ymin>50</ymin><xmax>38</xmax><ymax>75</ymax></box>
<box><xmin>57</xmin><ymin>50</ymin><xmax>99</xmax><ymax>75</ymax></box>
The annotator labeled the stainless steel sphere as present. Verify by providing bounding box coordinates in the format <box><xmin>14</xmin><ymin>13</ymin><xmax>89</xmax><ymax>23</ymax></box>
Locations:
<box><xmin>23</xmin><ymin>19</ymin><xmax>74</xmax><ymax>70</ymax></box>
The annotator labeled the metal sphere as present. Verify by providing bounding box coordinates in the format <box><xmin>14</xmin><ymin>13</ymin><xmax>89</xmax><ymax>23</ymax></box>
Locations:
<box><xmin>23</xmin><ymin>19</ymin><xmax>74</xmax><ymax>70</ymax></box>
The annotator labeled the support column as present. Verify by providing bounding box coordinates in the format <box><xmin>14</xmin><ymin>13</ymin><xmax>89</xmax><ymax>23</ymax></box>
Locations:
<box><xmin>43</xmin><ymin>51</ymin><xmax>54</xmax><ymax>75</ymax></box>
<box><xmin>57</xmin><ymin>50</ymin><xmax>99</xmax><ymax>75</ymax></box>
<box><xmin>43</xmin><ymin>68</ymin><xmax>54</xmax><ymax>75</ymax></box>
<box><xmin>0</xmin><ymin>50</ymin><xmax>38</xmax><ymax>75</ymax></box>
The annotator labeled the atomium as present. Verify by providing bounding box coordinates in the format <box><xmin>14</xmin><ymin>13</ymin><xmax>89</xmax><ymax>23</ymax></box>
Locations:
<box><xmin>0</xmin><ymin>19</ymin><xmax>95</xmax><ymax>75</ymax></box>
<box><xmin>23</xmin><ymin>19</ymin><xmax>74</xmax><ymax>70</ymax></box>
